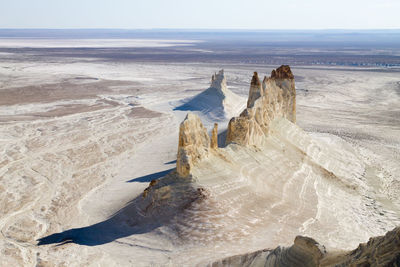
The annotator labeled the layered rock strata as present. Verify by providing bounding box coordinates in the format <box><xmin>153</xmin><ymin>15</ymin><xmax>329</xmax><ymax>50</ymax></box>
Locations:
<box><xmin>226</xmin><ymin>65</ymin><xmax>296</xmax><ymax>146</ymax></box>
<box><xmin>211</xmin><ymin>123</ymin><xmax>218</xmax><ymax>149</ymax></box>
<box><xmin>176</xmin><ymin>113</ymin><xmax>211</xmax><ymax>177</ymax></box>
<box><xmin>177</xmin><ymin>65</ymin><xmax>296</xmax><ymax>176</ymax></box>
<box><xmin>211</xmin><ymin>226</ymin><xmax>400</xmax><ymax>267</ymax></box>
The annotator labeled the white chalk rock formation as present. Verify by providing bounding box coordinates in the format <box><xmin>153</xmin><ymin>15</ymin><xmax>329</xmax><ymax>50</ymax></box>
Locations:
<box><xmin>175</xmin><ymin>70</ymin><xmax>245</xmax><ymax>121</ymax></box>
<box><xmin>177</xmin><ymin>113</ymin><xmax>210</xmax><ymax>177</ymax></box>
<box><xmin>138</xmin><ymin>66</ymin><xmax>398</xmax><ymax>265</ymax></box>
<box><xmin>211</xmin><ymin>226</ymin><xmax>400</xmax><ymax>267</ymax></box>
<box><xmin>226</xmin><ymin>65</ymin><xmax>296</xmax><ymax>146</ymax></box>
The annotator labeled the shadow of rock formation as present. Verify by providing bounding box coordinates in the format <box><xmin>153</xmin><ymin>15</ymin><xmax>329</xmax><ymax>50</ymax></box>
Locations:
<box><xmin>38</xmin><ymin>171</ymin><xmax>204</xmax><ymax>247</ymax></box>
<box><xmin>126</xmin><ymin>168</ymin><xmax>175</xmax><ymax>183</ymax></box>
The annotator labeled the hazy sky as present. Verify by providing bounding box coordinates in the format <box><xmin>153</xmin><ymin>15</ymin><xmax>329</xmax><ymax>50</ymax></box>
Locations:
<box><xmin>1</xmin><ymin>0</ymin><xmax>399</xmax><ymax>29</ymax></box>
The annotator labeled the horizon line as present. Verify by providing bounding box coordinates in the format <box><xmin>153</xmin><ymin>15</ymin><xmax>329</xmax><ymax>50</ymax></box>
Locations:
<box><xmin>0</xmin><ymin>28</ymin><xmax>399</xmax><ymax>31</ymax></box>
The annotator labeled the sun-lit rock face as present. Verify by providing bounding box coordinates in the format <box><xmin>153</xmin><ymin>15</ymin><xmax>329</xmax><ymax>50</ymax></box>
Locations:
<box><xmin>226</xmin><ymin>65</ymin><xmax>296</xmax><ymax>146</ymax></box>
<box><xmin>211</xmin><ymin>70</ymin><xmax>228</xmax><ymax>93</ymax></box>
<box><xmin>211</xmin><ymin>123</ymin><xmax>218</xmax><ymax>149</ymax></box>
<box><xmin>177</xmin><ymin>113</ymin><xmax>210</xmax><ymax>177</ymax></box>
<box><xmin>177</xmin><ymin>65</ymin><xmax>296</xmax><ymax>176</ymax></box>
<box><xmin>326</xmin><ymin>226</ymin><xmax>400</xmax><ymax>266</ymax></box>
<box><xmin>246</xmin><ymin>72</ymin><xmax>263</xmax><ymax>108</ymax></box>
<box><xmin>211</xmin><ymin>235</ymin><xmax>326</xmax><ymax>267</ymax></box>
<box><xmin>211</xmin><ymin>227</ymin><xmax>400</xmax><ymax>267</ymax></box>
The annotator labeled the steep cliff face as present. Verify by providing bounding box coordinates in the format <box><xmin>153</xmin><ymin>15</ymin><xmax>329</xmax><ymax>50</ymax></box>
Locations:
<box><xmin>177</xmin><ymin>113</ymin><xmax>211</xmax><ymax>177</ymax></box>
<box><xmin>139</xmin><ymin>66</ymin><xmax>399</xmax><ymax>266</ymax></box>
<box><xmin>226</xmin><ymin>65</ymin><xmax>296</xmax><ymax>146</ymax></box>
<box><xmin>210</xmin><ymin>123</ymin><xmax>219</xmax><ymax>149</ymax></box>
<box><xmin>177</xmin><ymin>65</ymin><xmax>297</xmax><ymax>177</ymax></box>
<box><xmin>246</xmin><ymin>72</ymin><xmax>263</xmax><ymax>108</ymax></box>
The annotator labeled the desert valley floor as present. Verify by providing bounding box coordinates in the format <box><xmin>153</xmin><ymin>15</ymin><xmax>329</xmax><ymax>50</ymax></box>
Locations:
<box><xmin>0</xmin><ymin>37</ymin><xmax>400</xmax><ymax>266</ymax></box>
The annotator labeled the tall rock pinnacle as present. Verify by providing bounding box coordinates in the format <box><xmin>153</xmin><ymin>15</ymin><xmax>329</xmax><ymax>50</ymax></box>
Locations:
<box><xmin>211</xmin><ymin>123</ymin><xmax>218</xmax><ymax>149</ymax></box>
<box><xmin>177</xmin><ymin>113</ymin><xmax>210</xmax><ymax>177</ymax></box>
<box><xmin>247</xmin><ymin>72</ymin><xmax>263</xmax><ymax>108</ymax></box>
<box><xmin>210</xmin><ymin>69</ymin><xmax>227</xmax><ymax>93</ymax></box>
<box><xmin>226</xmin><ymin>65</ymin><xmax>296</xmax><ymax>146</ymax></box>
<box><xmin>176</xmin><ymin>65</ymin><xmax>296</xmax><ymax>177</ymax></box>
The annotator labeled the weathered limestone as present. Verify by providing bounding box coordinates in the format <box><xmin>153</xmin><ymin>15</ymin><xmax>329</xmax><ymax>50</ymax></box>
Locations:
<box><xmin>226</xmin><ymin>65</ymin><xmax>296</xmax><ymax>146</ymax></box>
<box><xmin>211</xmin><ymin>123</ymin><xmax>218</xmax><ymax>149</ymax></box>
<box><xmin>211</xmin><ymin>70</ymin><xmax>228</xmax><ymax>93</ymax></box>
<box><xmin>247</xmin><ymin>72</ymin><xmax>263</xmax><ymax>108</ymax></box>
<box><xmin>211</xmin><ymin>227</ymin><xmax>400</xmax><ymax>267</ymax></box>
<box><xmin>177</xmin><ymin>65</ymin><xmax>296</xmax><ymax>176</ymax></box>
<box><xmin>324</xmin><ymin>226</ymin><xmax>400</xmax><ymax>266</ymax></box>
<box><xmin>176</xmin><ymin>113</ymin><xmax>210</xmax><ymax>177</ymax></box>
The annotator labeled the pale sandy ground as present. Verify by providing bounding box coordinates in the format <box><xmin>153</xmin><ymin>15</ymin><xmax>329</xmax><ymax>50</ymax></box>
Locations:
<box><xmin>0</xmin><ymin>50</ymin><xmax>399</xmax><ymax>266</ymax></box>
<box><xmin>0</xmin><ymin>38</ymin><xmax>199</xmax><ymax>48</ymax></box>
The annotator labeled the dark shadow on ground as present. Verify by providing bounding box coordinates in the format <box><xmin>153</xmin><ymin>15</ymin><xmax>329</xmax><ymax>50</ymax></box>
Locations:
<box><xmin>37</xmin><ymin>198</ymin><xmax>162</xmax><ymax>246</ymax></box>
<box><xmin>218</xmin><ymin>129</ymin><xmax>228</xmax><ymax>148</ymax></box>
<box><xmin>164</xmin><ymin>160</ymin><xmax>176</xmax><ymax>165</ymax></box>
<box><xmin>37</xmin><ymin>170</ymin><xmax>197</xmax><ymax>248</ymax></box>
<box><xmin>126</xmin><ymin>168</ymin><xmax>174</xmax><ymax>183</ymax></box>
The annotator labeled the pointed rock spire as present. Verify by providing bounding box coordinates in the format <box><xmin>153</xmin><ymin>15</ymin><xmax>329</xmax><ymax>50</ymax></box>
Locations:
<box><xmin>211</xmin><ymin>123</ymin><xmax>218</xmax><ymax>149</ymax></box>
<box><xmin>227</xmin><ymin>65</ymin><xmax>296</xmax><ymax>146</ymax></box>
<box><xmin>247</xmin><ymin>72</ymin><xmax>263</xmax><ymax>108</ymax></box>
<box><xmin>177</xmin><ymin>113</ymin><xmax>211</xmax><ymax>177</ymax></box>
<box><xmin>210</xmin><ymin>69</ymin><xmax>227</xmax><ymax>93</ymax></box>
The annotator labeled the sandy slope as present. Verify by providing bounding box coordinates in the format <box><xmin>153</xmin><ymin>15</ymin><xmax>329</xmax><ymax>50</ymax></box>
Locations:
<box><xmin>0</xmin><ymin>56</ymin><xmax>399</xmax><ymax>266</ymax></box>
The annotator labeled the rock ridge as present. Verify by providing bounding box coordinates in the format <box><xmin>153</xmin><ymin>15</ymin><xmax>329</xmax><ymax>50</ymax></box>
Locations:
<box><xmin>211</xmin><ymin>227</ymin><xmax>400</xmax><ymax>266</ymax></box>
<box><xmin>176</xmin><ymin>65</ymin><xmax>296</xmax><ymax>176</ymax></box>
<box><xmin>226</xmin><ymin>66</ymin><xmax>296</xmax><ymax>146</ymax></box>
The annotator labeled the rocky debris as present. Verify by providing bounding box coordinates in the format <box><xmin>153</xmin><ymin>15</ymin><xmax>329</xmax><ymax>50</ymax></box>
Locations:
<box><xmin>211</xmin><ymin>227</ymin><xmax>400</xmax><ymax>267</ymax></box>
<box><xmin>226</xmin><ymin>65</ymin><xmax>296</xmax><ymax>146</ymax></box>
<box><xmin>211</xmin><ymin>123</ymin><xmax>218</xmax><ymax>149</ymax></box>
<box><xmin>177</xmin><ymin>113</ymin><xmax>210</xmax><ymax>177</ymax></box>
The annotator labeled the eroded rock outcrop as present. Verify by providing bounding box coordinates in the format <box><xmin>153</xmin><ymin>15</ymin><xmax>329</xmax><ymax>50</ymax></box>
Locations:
<box><xmin>177</xmin><ymin>65</ymin><xmax>296</xmax><ymax>176</ymax></box>
<box><xmin>211</xmin><ymin>236</ymin><xmax>326</xmax><ymax>267</ymax></box>
<box><xmin>323</xmin><ymin>226</ymin><xmax>400</xmax><ymax>266</ymax></box>
<box><xmin>247</xmin><ymin>72</ymin><xmax>263</xmax><ymax>108</ymax></box>
<box><xmin>211</xmin><ymin>123</ymin><xmax>218</xmax><ymax>149</ymax></box>
<box><xmin>211</xmin><ymin>227</ymin><xmax>400</xmax><ymax>267</ymax></box>
<box><xmin>177</xmin><ymin>113</ymin><xmax>211</xmax><ymax>177</ymax></box>
<box><xmin>211</xmin><ymin>70</ymin><xmax>228</xmax><ymax>94</ymax></box>
<box><xmin>174</xmin><ymin>70</ymin><xmax>245</xmax><ymax>120</ymax></box>
<box><xmin>226</xmin><ymin>65</ymin><xmax>296</xmax><ymax>146</ymax></box>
